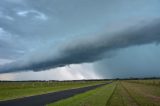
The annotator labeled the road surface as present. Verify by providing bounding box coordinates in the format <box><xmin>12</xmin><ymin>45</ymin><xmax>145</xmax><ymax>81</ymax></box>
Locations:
<box><xmin>0</xmin><ymin>82</ymin><xmax>111</xmax><ymax>106</ymax></box>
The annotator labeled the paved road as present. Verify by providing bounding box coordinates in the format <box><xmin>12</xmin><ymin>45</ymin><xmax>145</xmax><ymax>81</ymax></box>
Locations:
<box><xmin>0</xmin><ymin>82</ymin><xmax>111</xmax><ymax>106</ymax></box>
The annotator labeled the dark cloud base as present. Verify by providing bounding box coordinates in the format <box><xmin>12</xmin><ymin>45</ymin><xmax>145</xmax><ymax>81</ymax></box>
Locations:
<box><xmin>0</xmin><ymin>20</ymin><xmax>160</xmax><ymax>73</ymax></box>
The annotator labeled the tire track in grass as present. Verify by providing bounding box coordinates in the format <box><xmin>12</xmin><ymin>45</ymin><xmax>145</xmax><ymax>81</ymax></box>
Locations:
<box><xmin>119</xmin><ymin>86</ymin><xmax>125</xmax><ymax>106</ymax></box>
<box><xmin>105</xmin><ymin>82</ymin><xmax>118</xmax><ymax>106</ymax></box>
<box><xmin>107</xmin><ymin>82</ymin><xmax>126</xmax><ymax>106</ymax></box>
<box><xmin>123</xmin><ymin>82</ymin><xmax>160</xmax><ymax>106</ymax></box>
<box><xmin>121</xmin><ymin>82</ymin><xmax>140</xmax><ymax>106</ymax></box>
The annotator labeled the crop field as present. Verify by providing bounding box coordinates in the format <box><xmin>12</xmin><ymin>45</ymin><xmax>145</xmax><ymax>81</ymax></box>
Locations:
<box><xmin>48</xmin><ymin>79</ymin><xmax>160</xmax><ymax>106</ymax></box>
<box><xmin>0</xmin><ymin>80</ymin><xmax>107</xmax><ymax>101</ymax></box>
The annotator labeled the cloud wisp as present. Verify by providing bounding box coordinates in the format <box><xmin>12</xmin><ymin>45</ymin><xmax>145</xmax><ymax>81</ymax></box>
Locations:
<box><xmin>0</xmin><ymin>20</ymin><xmax>160</xmax><ymax>73</ymax></box>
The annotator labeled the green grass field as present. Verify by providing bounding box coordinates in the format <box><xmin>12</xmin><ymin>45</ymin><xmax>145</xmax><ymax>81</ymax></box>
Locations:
<box><xmin>48</xmin><ymin>80</ymin><xmax>160</xmax><ymax>106</ymax></box>
<box><xmin>48</xmin><ymin>82</ymin><xmax>116</xmax><ymax>106</ymax></box>
<box><xmin>0</xmin><ymin>80</ymin><xmax>107</xmax><ymax>100</ymax></box>
<box><xmin>1</xmin><ymin>79</ymin><xmax>160</xmax><ymax>106</ymax></box>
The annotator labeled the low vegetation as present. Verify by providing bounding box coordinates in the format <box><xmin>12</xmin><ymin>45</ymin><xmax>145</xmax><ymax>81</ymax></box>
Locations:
<box><xmin>0</xmin><ymin>80</ymin><xmax>107</xmax><ymax>100</ymax></box>
<box><xmin>121</xmin><ymin>81</ymin><xmax>160</xmax><ymax>106</ymax></box>
<box><xmin>1</xmin><ymin>79</ymin><xmax>160</xmax><ymax>106</ymax></box>
<box><xmin>49</xmin><ymin>79</ymin><xmax>160</xmax><ymax>106</ymax></box>
<box><xmin>127</xmin><ymin>79</ymin><xmax>160</xmax><ymax>86</ymax></box>
<box><xmin>48</xmin><ymin>82</ymin><xmax>117</xmax><ymax>106</ymax></box>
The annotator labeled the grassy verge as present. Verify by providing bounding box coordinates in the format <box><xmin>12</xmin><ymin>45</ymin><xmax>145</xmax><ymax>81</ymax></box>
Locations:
<box><xmin>48</xmin><ymin>81</ymin><xmax>160</xmax><ymax>106</ymax></box>
<box><xmin>107</xmin><ymin>81</ymin><xmax>160</xmax><ymax>106</ymax></box>
<box><xmin>0</xmin><ymin>81</ymin><xmax>107</xmax><ymax>100</ymax></box>
<box><xmin>127</xmin><ymin>79</ymin><xmax>160</xmax><ymax>86</ymax></box>
<box><xmin>48</xmin><ymin>82</ymin><xmax>116</xmax><ymax>106</ymax></box>
<box><xmin>121</xmin><ymin>81</ymin><xmax>160</xmax><ymax>106</ymax></box>
<box><xmin>107</xmin><ymin>81</ymin><xmax>140</xmax><ymax>106</ymax></box>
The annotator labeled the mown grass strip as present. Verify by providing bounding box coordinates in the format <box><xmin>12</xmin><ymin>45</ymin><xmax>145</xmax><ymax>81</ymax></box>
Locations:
<box><xmin>122</xmin><ymin>81</ymin><xmax>160</xmax><ymax>106</ymax></box>
<box><xmin>121</xmin><ymin>82</ymin><xmax>140</xmax><ymax>106</ymax></box>
<box><xmin>48</xmin><ymin>82</ymin><xmax>116</xmax><ymax>106</ymax></box>
<box><xmin>105</xmin><ymin>82</ymin><xmax>118</xmax><ymax>106</ymax></box>
<box><xmin>119</xmin><ymin>84</ymin><xmax>125</xmax><ymax>106</ymax></box>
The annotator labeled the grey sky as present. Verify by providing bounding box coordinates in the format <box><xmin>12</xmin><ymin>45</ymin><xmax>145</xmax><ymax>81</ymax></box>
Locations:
<box><xmin>0</xmin><ymin>0</ymin><xmax>160</xmax><ymax>80</ymax></box>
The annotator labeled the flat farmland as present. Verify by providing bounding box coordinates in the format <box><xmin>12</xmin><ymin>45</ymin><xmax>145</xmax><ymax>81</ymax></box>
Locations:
<box><xmin>0</xmin><ymin>80</ymin><xmax>107</xmax><ymax>101</ymax></box>
<box><xmin>49</xmin><ymin>79</ymin><xmax>160</xmax><ymax>106</ymax></box>
<box><xmin>1</xmin><ymin>79</ymin><xmax>160</xmax><ymax>106</ymax></box>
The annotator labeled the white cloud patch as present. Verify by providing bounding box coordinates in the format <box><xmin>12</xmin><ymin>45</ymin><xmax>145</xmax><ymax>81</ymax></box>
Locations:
<box><xmin>17</xmin><ymin>10</ymin><xmax>48</xmax><ymax>20</ymax></box>
<box><xmin>0</xmin><ymin>27</ymin><xmax>12</xmax><ymax>40</ymax></box>
<box><xmin>0</xmin><ymin>59</ymin><xmax>13</xmax><ymax>65</ymax></box>
<box><xmin>0</xmin><ymin>11</ymin><xmax>14</xmax><ymax>21</ymax></box>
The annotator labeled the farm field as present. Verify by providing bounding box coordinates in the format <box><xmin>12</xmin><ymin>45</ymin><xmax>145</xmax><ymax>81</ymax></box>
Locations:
<box><xmin>48</xmin><ymin>79</ymin><xmax>160</xmax><ymax>106</ymax></box>
<box><xmin>0</xmin><ymin>80</ymin><xmax>107</xmax><ymax>101</ymax></box>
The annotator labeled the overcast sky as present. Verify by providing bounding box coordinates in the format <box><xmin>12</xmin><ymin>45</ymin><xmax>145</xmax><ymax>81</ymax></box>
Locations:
<box><xmin>0</xmin><ymin>0</ymin><xmax>160</xmax><ymax>80</ymax></box>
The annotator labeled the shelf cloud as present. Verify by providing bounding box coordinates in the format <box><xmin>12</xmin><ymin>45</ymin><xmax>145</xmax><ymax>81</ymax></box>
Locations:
<box><xmin>0</xmin><ymin>20</ymin><xmax>160</xmax><ymax>73</ymax></box>
<box><xmin>0</xmin><ymin>0</ymin><xmax>160</xmax><ymax>79</ymax></box>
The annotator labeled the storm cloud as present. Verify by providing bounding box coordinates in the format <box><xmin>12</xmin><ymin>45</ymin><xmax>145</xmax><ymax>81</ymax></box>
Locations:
<box><xmin>0</xmin><ymin>20</ymin><xmax>160</xmax><ymax>73</ymax></box>
<box><xmin>0</xmin><ymin>0</ymin><xmax>160</xmax><ymax>80</ymax></box>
